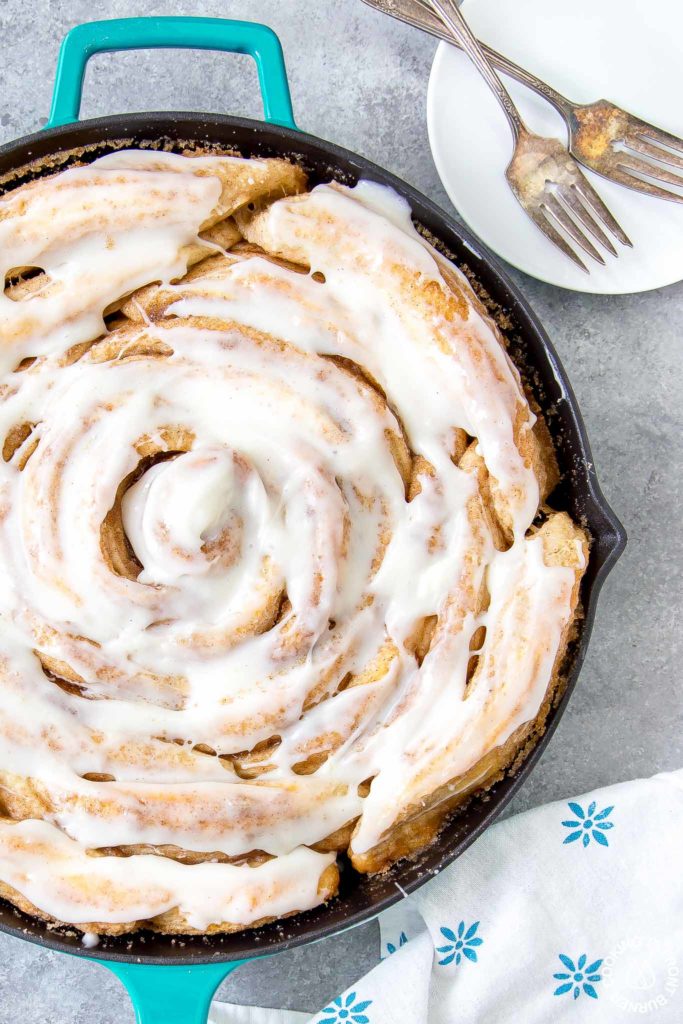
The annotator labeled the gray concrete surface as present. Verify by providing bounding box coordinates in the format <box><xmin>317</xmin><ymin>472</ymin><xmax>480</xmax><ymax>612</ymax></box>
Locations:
<box><xmin>0</xmin><ymin>0</ymin><xmax>680</xmax><ymax>1019</ymax></box>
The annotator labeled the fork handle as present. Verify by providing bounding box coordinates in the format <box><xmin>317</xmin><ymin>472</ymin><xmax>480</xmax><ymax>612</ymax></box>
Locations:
<box><xmin>428</xmin><ymin>0</ymin><xmax>527</xmax><ymax>141</ymax></box>
<box><xmin>406</xmin><ymin>0</ymin><xmax>573</xmax><ymax>118</ymax></box>
<box><xmin>474</xmin><ymin>43</ymin><xmax>573</xmax><ymax>116</ymax></box>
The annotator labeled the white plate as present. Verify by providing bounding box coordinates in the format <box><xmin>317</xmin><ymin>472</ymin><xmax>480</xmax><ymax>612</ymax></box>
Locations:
<box><xmin>427</xmin><ymin>0</ymin><xmax>683</xmax><ymax>293</ymax></box>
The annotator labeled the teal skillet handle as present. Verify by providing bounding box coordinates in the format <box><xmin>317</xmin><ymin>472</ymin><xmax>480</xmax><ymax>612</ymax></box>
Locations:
<box><xmin>46</xmin><ymin>16</ymin><xmax>297</xmax><ymax>130</ymax></box>
<box><xmin>100</xmin><ymin>959</ymin><xmax>251</xmax><ymax>1024</ymax></box>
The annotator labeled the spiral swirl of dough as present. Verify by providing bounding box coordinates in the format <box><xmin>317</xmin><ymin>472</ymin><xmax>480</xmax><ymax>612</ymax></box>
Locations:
<box><xmin>0</xmin><ymin>151</ymin><xmax>587</xmax><ymax>935</ymax></box>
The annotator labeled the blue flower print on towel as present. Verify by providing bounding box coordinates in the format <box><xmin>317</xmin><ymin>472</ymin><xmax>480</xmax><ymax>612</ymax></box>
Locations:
<box><xmin>386</xmin><ymin>931</ymin><xmax>408</xmax><ymax>956</ymax></box>
<box><xmin>562</xmin><ymin>801</ymin><xmax>614</xmax><ymax>847</ymax></box>
<box><xmin>319</xmin><ymin>992</ymin><xmax>372</xmax><ymax>1024</ymax></box>
<box><xmin>554</xmin><ymin>953</ymin><xmax>603</xmax><ymax>1000</ymax></box>
<box><xmin>437</xmin><ymin>920</ymin><xmax>483</xmax><ymax>966</ymax></box>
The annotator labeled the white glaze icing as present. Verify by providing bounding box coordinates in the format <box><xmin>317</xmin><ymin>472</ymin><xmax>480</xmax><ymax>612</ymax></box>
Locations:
<box><xmin>0</xmin><ymin>819</ymin><xmax>334</xmax><ymax>930</ymax></box>
<box><xmin>0</xmin><ymin>151</ymin><xmax>583</xmax><ymax>930</ymax></box>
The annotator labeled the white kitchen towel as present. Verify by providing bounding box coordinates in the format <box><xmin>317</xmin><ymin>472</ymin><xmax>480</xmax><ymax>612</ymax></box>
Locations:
<box><xmin>211</xmin><ymin>770</ymin><xmax>683</xmax><ymax>1023</ymax></box>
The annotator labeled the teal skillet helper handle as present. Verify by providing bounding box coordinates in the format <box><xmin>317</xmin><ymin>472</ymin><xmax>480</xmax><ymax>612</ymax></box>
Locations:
<box><xmin>100</xmin><ymin>959</ymin><xmax>252</xmax><ymax>1024</ymax></box>
<box><xmin>45</xmin><ymin>12</ymin><xmax>294</xmax><ymax>1022</ymax></box>
<box><xmin>45</xmin><ymin>15</ymin><xmax>297</xmax><ymax>130</ymax></box>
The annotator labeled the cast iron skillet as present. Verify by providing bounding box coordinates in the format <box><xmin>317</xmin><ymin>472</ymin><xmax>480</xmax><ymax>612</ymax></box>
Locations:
<box><xmin>0</xmin><ymin>17</ymin><xmax>625</xmax><ymax>1022</ymax></box>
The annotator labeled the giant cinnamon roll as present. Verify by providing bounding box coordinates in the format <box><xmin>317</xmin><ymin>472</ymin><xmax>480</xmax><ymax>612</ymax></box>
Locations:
<box><xmin>0</xmin><ymin>149</ymin><xmax>587</xmax><ymax>935</ymax></box>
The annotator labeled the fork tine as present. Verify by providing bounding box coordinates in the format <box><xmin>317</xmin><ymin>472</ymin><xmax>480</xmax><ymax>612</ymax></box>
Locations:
<box><xmin>560</xmin><ymin>186</ymin><xmax>618</xmax><ymax>256</ymax></box>
<box><xmin>637</xmin><ymin>122</ymin><xmax>683</xmax><ymax>156</ymax></box>
<box><xmin>616</xmin><ymin>151</ymin><xmax>683</xmax><ymax>190</ymax></box>
<box><xmin>608</xmin><ymin>164</ymin><xmax>683</xmax><ymax>204</ymax></box>
<box><xmin>627</xmin><ymin>135</ymin><xmax>683</xmax><ymax>170</ymax></box>
<box><xmin>526</xmin><ymin>206</ymin><xmax>588</xmax><ymax>273</ymax></box>
<box><xmin>573</xmin><ymin>177</ymin><xmax>633</xmax><ymax>247</ymax></box>
<box><xmin>542</xmin><ymin>194</ymin><xmax>605</xmax><ymax>264</ymax></box>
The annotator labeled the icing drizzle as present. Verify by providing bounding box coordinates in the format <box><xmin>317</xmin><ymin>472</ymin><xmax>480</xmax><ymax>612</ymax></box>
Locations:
<box><xmin>0</xmin><ymin>151</ymin><xmax>584</xmax><ymax>931</ymax></box>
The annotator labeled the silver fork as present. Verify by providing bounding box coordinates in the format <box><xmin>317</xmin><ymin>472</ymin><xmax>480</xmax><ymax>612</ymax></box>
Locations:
<box><xmin>426</xmin><ymin>0</ymin><xmax>631</xmax><ymax>271</ymax></box>
<box><xmin>361</xmin><ymin>0</ymin><xmax>683</xmax><ymax>202</ymax></box>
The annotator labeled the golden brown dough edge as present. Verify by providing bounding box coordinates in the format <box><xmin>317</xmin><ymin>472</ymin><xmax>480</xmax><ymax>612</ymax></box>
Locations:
<box><xmin>349</xmin><ymin>512</ymin><xmax>589</xmax><ymax>874</ymax></box>
<box><xmin>0</xmin><ymin>862</ymin><xmax>339</xmax><ymax>937</ymax></box>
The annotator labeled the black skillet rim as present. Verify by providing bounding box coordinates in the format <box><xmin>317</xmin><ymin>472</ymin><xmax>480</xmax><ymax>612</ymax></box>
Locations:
<box><xmin>0</xmin><ymin>112</ymin><xmax>626</xmax><ymax>964</ymax></box>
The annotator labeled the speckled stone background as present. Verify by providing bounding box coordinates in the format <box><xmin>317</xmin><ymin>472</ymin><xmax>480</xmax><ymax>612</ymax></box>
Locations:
<box><xmin>0</xmin><ymin>1</ymin><xmax>680</xmax><ymax>1020</ymax></box>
